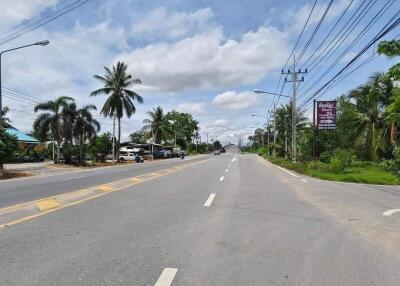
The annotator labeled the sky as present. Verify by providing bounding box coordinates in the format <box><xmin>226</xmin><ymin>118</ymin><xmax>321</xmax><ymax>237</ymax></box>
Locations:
<box><xmin>1</xmin><ymin>0</ymin><xmax>399</xmax><ymax>144</ymax></box>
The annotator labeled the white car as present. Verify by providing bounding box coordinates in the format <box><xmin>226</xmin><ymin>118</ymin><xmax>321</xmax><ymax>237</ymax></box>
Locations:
<box><xmin>119</xmin><ymin>151</ymin><xmax>135</xmax><ymax>161</ymax></box>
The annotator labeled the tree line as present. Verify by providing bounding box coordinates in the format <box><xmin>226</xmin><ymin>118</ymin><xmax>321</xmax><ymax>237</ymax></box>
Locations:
<box><xmin>247</xmin><ymin>39</ymin><xmax>400</xmax><ymax>174</ymax></box>
<box><xmin>0</xmin><ymin>61</ymin><xmax>205</xmax><ymax>171</ymax></box>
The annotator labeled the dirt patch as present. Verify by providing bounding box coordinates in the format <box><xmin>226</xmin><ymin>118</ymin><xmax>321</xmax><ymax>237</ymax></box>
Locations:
<box><xmin>0</xmin><ymin>172</ymin><xmax>33</xmax><ymax>180</ymax></box>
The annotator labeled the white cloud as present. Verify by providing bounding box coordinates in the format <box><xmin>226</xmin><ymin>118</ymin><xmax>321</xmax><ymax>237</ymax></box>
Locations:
<box><xmin>211</xmin><ymin>119</ymin><xmax>231</xmax><ymax>128</ymax></box>
<box><xmin>290</xmin><ymin>0</ymin><xmax>356</xmax><ymax>33</ymax></box>
<box><xmin>117</xmin><ymin>25</ymin><xmax>290</xmax><ymax>93</ymax></box>
<box><xmin>132</xmin><ymin>7</ymin><xmax>213</xmax><ymax>39</ymax></box>
<box><xmin>0</xmin><ymin>0</ymin><xmax>60</xmax><ymax>33</ymax></box>
<box><xmin>212</xmin><ymin>91</ymin><xmax>260</xmax><ymax>110</ymax></box>
<box><xmin>177</xmin><ymin>102</ymin><xmax>205</xmax><ymax>115</ymax></box>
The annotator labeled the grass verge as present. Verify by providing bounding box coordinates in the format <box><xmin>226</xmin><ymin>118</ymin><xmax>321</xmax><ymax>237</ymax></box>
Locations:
<box><xmin>265</xmin><ymin>156</ymin><xmax>399</xmax><ymax>185</ymax></box>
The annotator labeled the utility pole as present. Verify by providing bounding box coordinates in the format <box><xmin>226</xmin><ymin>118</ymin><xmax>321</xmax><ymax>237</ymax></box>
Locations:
<box><xmin>283</xmin><ymin>55</ymin><xmax>307</xmax><ymax>163</ymax></box>
<box><xmin>112</xmin><ymin>115</ymin><xmax>116</xmax><ymax>163</ymax></box>
<box><xmin>273</xmin><ymin>102</ymin><xmax>277</xmax><ymax>158</ymax></box>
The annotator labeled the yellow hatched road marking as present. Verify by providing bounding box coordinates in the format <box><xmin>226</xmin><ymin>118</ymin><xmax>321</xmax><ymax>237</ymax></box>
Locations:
<box><xmin>0</xmin><ymin>158</ymin><xmax>211</xmax><ymax>229</ymax></box>
<box><xmin>98</xmin><ymin>184</ymin><xmax>113</xmax><ymax>192</ymax></box>
<box><xmin>129</xmin><ymin>177</ymin><xmax>143</xmax><ymax>183</ymax></box>
<box><xmin>36</xmin><ymin>199</ymin><xmax>60</xmax><ymax>211</ymax></box>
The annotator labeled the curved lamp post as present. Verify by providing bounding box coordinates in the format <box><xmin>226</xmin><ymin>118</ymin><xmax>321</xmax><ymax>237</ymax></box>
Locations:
<box><xmin>0</xmin><ymin>40</ymin><xmax>50</xmax><ymax>127</ymax></box>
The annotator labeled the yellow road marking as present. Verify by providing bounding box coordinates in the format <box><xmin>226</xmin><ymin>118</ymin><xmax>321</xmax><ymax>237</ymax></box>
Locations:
<box><xmin>36</xmin><ymin>199</ymin><xmax>60</xmax><ymax>211</ymax></box>
<box><xmin>0</xmin><ymin>158</ymin><xmax>211</xmax><ymax>229</ymax></box>
<box><xmin>129</xmin><ymin>177</ymin><xmax>143</xmax><ymax>183</ymax></box>
<box><xmin>98</xmin><ymin>184</ymin><xmax>113</xmax><ymax>192</ymax></box>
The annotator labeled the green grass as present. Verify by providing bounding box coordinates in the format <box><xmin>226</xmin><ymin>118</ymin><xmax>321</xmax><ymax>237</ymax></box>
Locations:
<box><xmin>265</xmin><ymin>156</ymin><xmax>399</xmax><ymax>185</ymax></box>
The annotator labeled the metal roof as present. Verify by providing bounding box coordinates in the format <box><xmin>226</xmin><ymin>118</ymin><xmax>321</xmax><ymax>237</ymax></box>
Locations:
<box><xmin>5</xmin><ymin>127</ymin><xmax>40</xmax><ymax>143</ymax></box>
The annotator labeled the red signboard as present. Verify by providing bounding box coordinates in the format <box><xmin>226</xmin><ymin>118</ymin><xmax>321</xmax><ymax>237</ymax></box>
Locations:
<box><xmin>316</xmin><ymin>100</ymin><xmax>336</xmax><ymax>130</ymax></box>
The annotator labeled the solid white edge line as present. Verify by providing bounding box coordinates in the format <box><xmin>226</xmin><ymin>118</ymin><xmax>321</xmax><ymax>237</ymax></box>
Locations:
<box><xmin>63</xmin><ymin>176</ymin><xmax>86</xmax><ymax>181</ymax></box>
<box><xmin>302</xmin><ymin>179</ymin><xmax>308</xmax><ymax>182</ymax></box>
<box><xmin>204</xmin><ymin>193</ymin><xmax>216</xmax><ymax>207</ymax></box>
<box><xmin>219</xmin><ymin>176</ymin><xmax>224</xmax><ymax>181</ymax></box>
<box><xmin>155</xmin><ymin>268</ymin><xmax>178</xmax><ymax>286</ymax></box>
<box><xmin>382</xmin><ymin>209</ymin><xmax>400</xmax><ymax>216</ymax></box>
<box><xmin>275</xmin><ymin>165</ymin><xmax>299</xmax><ymax>178</ymax></box>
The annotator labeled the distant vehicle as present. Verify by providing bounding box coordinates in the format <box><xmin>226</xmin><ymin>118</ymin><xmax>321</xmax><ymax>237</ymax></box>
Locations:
<box><xmin>221</xmin><ymin>148</ymin><xmax>226</xmax><ymax>153</ymax></box>
<box><xmin>171</xmin><ymin>147</ymin><xmax>181</xmax><ymax>158</ymax></box>
<box><xmin>214</xmin><ymin>150</ymin><xmax>221</xmax><ymax>155</ymax></box>
<box><xmin>119</xmin><ymin>151</ymin><xmax>135</xmax><ymax>161</ymax></box>
<box><xmin>154</xmin><ymin>149</ymin><xmax>171</xmax><ymax>159</ymax></box>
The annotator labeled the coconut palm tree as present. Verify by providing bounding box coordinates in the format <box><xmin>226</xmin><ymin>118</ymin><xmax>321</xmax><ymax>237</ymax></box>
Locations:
<box><xmin>90</xmin><ymin>61</ymin><xmax>143</xmax><ymax>161</ymax></box>
<box><xmin>73</xmin><ymin>105</ymin><xmax>100</xmax><ymax>164</ymax></box>
<box><xmin>142</xmin><ymin>106</ymin><xmax>171</xmax><ymax>144</ymax></box>
<box><xmin>1</xmin><ymin>107</ymin><xmax>10</xmax><ymax>127</ymax></box>
<box><xmin>348</xmin><ymin>73</ymin><xmax>391</xmax><ymax>161</ymax></box>
<box><xmin>33</xmin><ymin>96</ymin><xmax>74</xmax><ymax>163</ymax></box>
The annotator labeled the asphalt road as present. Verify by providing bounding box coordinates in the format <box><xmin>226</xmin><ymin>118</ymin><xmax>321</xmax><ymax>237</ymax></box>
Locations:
<box><xmin>0</xmin><ymin>155</ymin><xmax>207</xmax><ymax>208</ymax></box>
<box><xmin>1</xmin><ymin>152</ymin><xmax>400</xmax><ymax>285</ymax></box>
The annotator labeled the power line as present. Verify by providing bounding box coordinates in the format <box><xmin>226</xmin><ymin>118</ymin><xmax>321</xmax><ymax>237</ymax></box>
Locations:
<box><xmin>298</xmin><ymin>0</ymin><xmax>395</xmax><ymax>101</ymax></box>
<box><xmin>299</xmin><ymin>14</ymin><xmax>400</xmax><ymax>109</ymax></box>
<box><xmin>296</xmin><ymin>0</ymin><xmax>334</xmax><ymax>65</ymax></box>
<box><xmin>300</xmin><ymin>0</ymin><xmax>355</xmax><ymax>68</ymax></box>
<box><xmin>0</xmin><ymin>0</ymin><xmax>90</xmax><ymax>46</ymax></box>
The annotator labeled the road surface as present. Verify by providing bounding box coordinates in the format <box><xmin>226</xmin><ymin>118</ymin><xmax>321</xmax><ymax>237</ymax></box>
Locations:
<box><xmin>1</xmin><ymin>152</ymin><xmax>400</xmax><ymax>285</ymax></box>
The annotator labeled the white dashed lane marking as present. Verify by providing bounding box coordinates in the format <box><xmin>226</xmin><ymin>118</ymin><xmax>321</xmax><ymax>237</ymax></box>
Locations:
<box><xmin>219</xmin><ymin>176</ymin><xmax>224</xmax><ymax>182</ymax></box>
<box><xmin>383</xmin><ymin>209</ymin><xmax>400</xmax><ymax>216</ymax></box>
<box><xmin>154</xmin><ymin>268</ymin><xmax>178</xmax><ymax>286</ymax></box>
<box><xmin>204</xmin><ymin>193</ymin><xmax>216</xmax><ymax>207</ymax></box>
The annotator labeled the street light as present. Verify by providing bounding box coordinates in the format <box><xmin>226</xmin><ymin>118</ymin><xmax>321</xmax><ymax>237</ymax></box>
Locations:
<box><xmin>0</xmin><ymin>40</ymin><xmax>50</xmax><ymax>127</ymax></box>
<box><xmin>253</xmin><ymin>88</ymin><xmax>291</xmax><ymax>158</ymax></box>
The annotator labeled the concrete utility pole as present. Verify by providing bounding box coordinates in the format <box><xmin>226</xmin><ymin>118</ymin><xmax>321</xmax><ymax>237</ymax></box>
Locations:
<box><xmin>112</xmin><ymin>115</ymin><xmax>116</xmax><ymax>163</ymax></box>
<box><xmin>282</xmin><ymin>55</ymin><xmax>307</xmax><ymax>163</ymax></box>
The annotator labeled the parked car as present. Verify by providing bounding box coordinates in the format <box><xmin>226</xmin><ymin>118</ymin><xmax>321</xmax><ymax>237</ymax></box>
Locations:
<box><xmin>119</xmin><ymin>151</ymin><xmax>135</xmax><ymax>161</ymax></box>
<box><xmin>214</xmin><ymin>150</ymin><xmax>221</xmax><ymax>155</ymax></box>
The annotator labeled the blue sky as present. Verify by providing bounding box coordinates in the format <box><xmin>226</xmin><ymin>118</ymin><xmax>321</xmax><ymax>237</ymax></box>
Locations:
<box><xmin>1</xmin><ymin>0</ymin><xmax>399</xmax><ymax>144</ymax></box>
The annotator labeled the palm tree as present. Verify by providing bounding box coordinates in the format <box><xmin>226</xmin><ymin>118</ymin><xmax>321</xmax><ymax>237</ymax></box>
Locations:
<box><xmin>1</xmin><ymin>107</ymin><xmax>11</xmax><ymax>127</ymax></box>
<box><xmin>142</xmin><ymin>106</ymin><xmax>171</xmax><ymax>144</ymax></box>
<box><xmin>33</xmin><ymin>96</ymin><xmax>74</xmax><ymax>163</ymax></box>
<box><xmin>90</xmin><ymin>61</ymin><xmax>143</xmax><ymax>161</ymax></box>
<box><xmin>62</xmin><ymin>101</ymin><xmax>78</xmax><ymax>163</ymax></box>
<box><xmin>274</xmin><ymin>102</ymin><xmax>308</xmax><ymax>157</ymax></box>
<box><xmin>348</xmin><ymin>73</ymin><xmax>391</xmax><ymax>161</ymax></box>
<box><xmin>73</xmin><ymin>105</ymin><xmax>100</xmax><ymax>164</ymax></box>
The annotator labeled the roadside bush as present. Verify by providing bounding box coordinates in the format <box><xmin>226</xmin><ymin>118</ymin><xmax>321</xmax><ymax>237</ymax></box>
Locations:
<box><xmin>382</xmin><ymin>145</ymin><xmax>400</xmax><ymax>176</ymax></box>
<box><xmin>329</xmin><ymin>149</ymin><xmax>354</xmax><ymax>172</ymax></box>
<box><xmin>319</xmin><ymin>150</ymin><xmax>333</xmax><ymax>163</ymax></box>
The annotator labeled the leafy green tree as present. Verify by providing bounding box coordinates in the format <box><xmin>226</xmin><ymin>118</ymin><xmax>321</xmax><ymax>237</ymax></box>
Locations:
<box><xmin>33</xmin><ymin>96</ymin><xmax>74</xmax><ymax>163</ymax></box>
<box><xmin>73</xmin><ymin>105</ymin><xmax>100</xmax><ymax>163</ymax></box>
<box><xmin>165</xmin><ymin>111</ymin><xmax>199</xmax><ymax>147</ymax></box>
<box><xmin>91</xmin><ymin>61</ymin><xmax>143</xmax><ymax>161</ymax></box>
<box><xmin>0</xmin><ymin>128</ymin><xmax>17</xmax><ymax>175</ymax></box>
<box><xmin>88</xmin><ymin>133</ymin><xmax>113</xmax><ymax>162</ymax></box>
<box><xmin>142</xmin><ymin>106</ymin><xmax>171</xmax><ymax>144</ymax></box>
<box><xmin>130</xmin><ymin>130</ymin><xmax>146</xmax><ymax>143</ymax></box>
<box><xmin>378</xmin><ymin>40</ymin><xmax>400</xmax><ymax>57</ymax></box>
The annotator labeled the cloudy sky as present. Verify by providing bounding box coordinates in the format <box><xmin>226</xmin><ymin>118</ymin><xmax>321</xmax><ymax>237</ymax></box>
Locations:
<box><xmin>1</xmin><ymin>0</ymin><xmax>399</xmax><ymax>144</ymax></box>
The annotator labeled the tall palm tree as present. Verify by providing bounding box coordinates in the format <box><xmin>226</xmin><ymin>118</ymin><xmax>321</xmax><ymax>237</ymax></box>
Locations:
<box><xmin>274</xmin><ymin>102</ymin><xmax>308</xmax><ymax>157</ymax></box>
<box><xmin>33</xmin><ymin>96</ymin><xmax>74</xmax><ymax>163</ymax></box>
<box><xmin>62</xmin><ymin>101</ymin><xmax>78</xmax><ymax>163</ymax></box>
<box><xmin>73</xmin><ymin>105</ymin><xmax>100</xmax><ymax>163</ymax></box>
<box><xmin>1</xmin><ymin>107</ymin><xmax>11</xmax><ymax>127</ymax></box>
<box><xmin>348</xmin><ymin>73</ymin><xmax>391</xmax><ymax>161</ymax></box>
<box><xmin>90</xmin><ymin>61</ymin><xmax>143</xmax><ymax>161</ymax></box>
<box><xmin>142</xmin><ymin>106</ymin><xmax>171</xmax><ymax>144</ymax></box>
